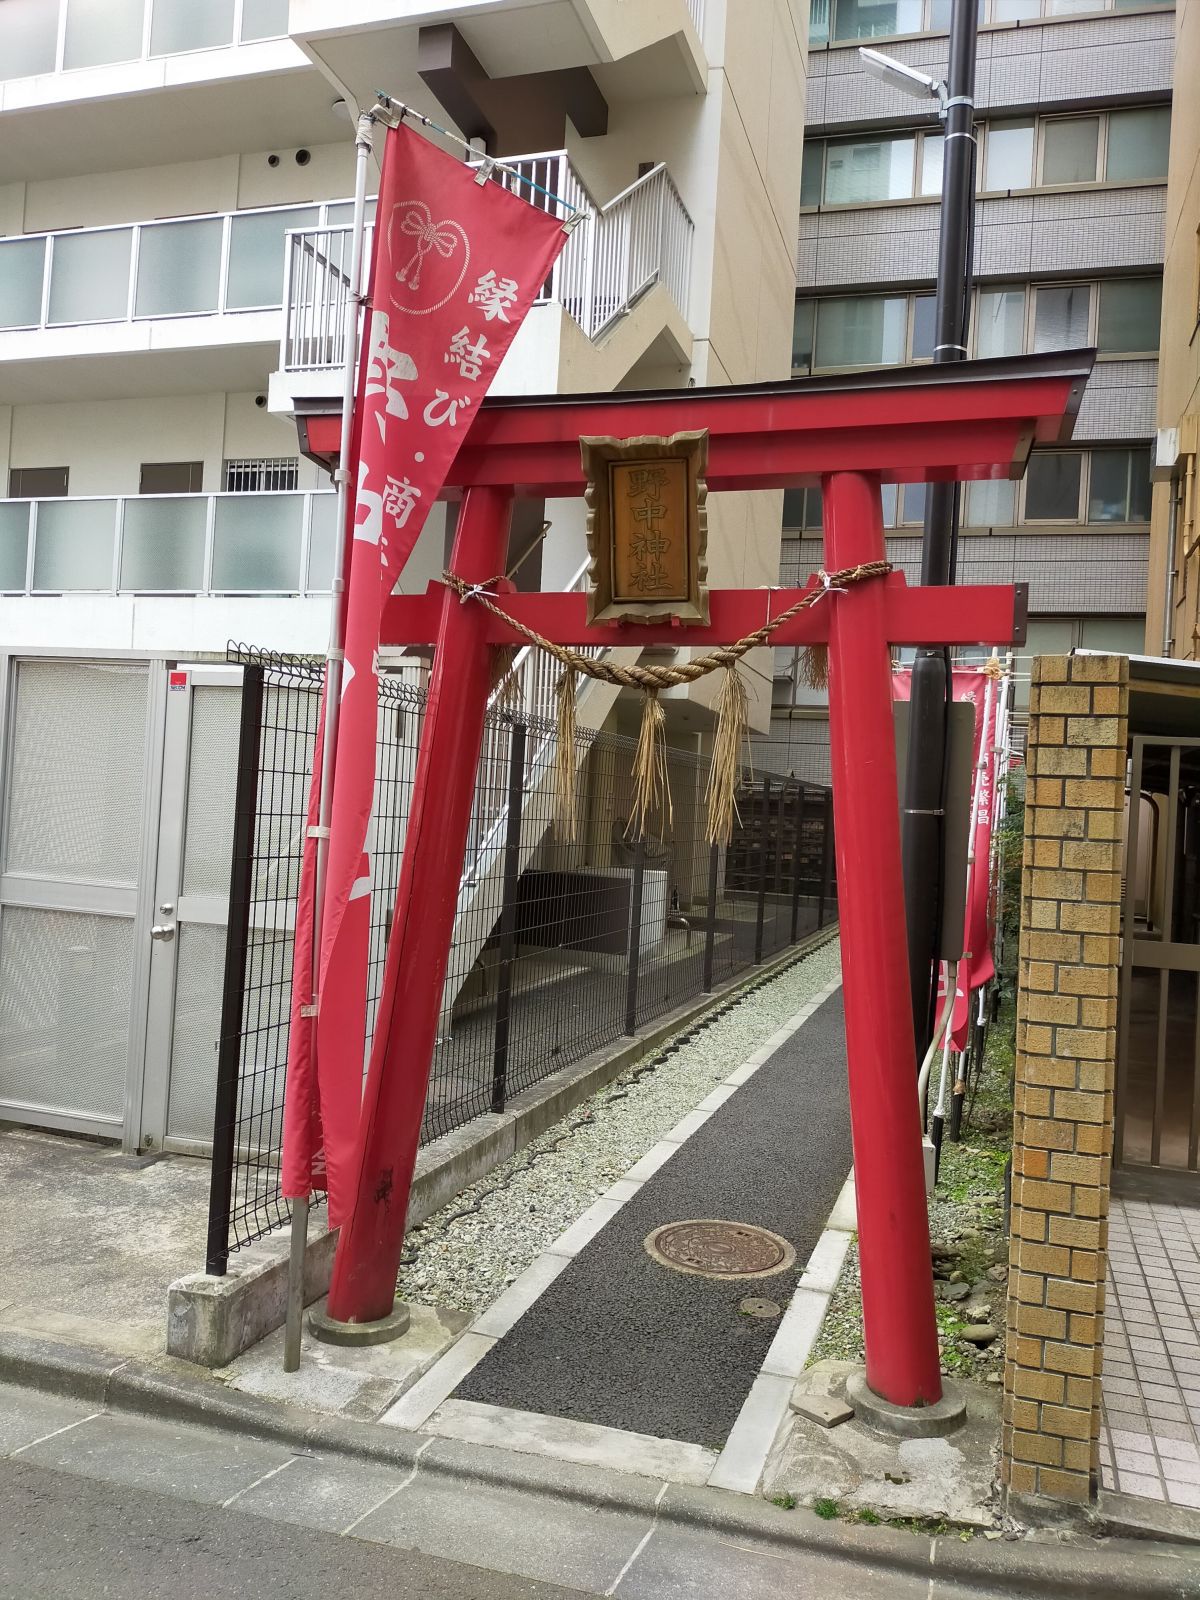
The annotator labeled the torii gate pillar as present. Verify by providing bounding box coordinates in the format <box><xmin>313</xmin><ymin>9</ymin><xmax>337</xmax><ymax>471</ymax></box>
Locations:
<box><xmin>823</xmin><ymin>471</ymin><xmax>941</xmax><ymax>1404</ymax></box>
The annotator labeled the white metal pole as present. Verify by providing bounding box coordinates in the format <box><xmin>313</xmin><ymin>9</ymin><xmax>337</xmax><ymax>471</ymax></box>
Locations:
<box><xmin>284</xmin><ymin>107</ymin><xmax>375</xmax><ymax>1375</ymax></box>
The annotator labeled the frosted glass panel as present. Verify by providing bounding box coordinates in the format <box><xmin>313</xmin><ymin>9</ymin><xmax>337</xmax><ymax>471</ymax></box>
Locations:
<box><xmin>165</xmin><ymin>922</ymin><xmax>226</xmax><ymax>1143</ymax></box>
<box><xmin>182</xmin><ymin>688</ymin><xmax>240</xmax><ymax>897</ymax></box>
<box><xmin>1097</xmin><ymin>278</ymin><xmax>1161</xmax><ymax>354</ymax></box>
<box><xmin>135</xmin><ymin>218</ymin><xmax>222</xmax><ymax>316</ymax></box>
<box><xmin>63</xmin><ymin>0</ymin><xmax>144</xmax><ymax>68</ymax></box>
<box><xmin>0</xmin><ymin>908</ymin><xmax>133</xmax><ymax>1122</ymax></box>
<box><xmin>1033</xmin><ymin>284</ymin><xmax>1090</xmax><ymax>352</ymax></box>
<box><xmin>0</xmin><ymin>0</ymin><xmax>57</xmax><ymax>80</ymax></box>
<box><xmin>0</xmin><ymin>237</ymin><xmax>46</xmax><ymax>327</ymax></box>
<box><xmin>919</xmin><ymin>136</ymin><xmax>943</xmax><ymax>196</ymax></box>
<box><xmin>1106</xmin><ymin>107</ymin><xmax>1171</xmax><ymax>183</ymax></box>
<box><xmin>240</xmin><ymin>0</ymin><xmax>290</xmax><ymax>39</ymax></box>
<box><xmin>227</xmin><ymin>207</ymin><xmax>318</xmax><ymax>308</ymax></box>
<box><xmin>975</xmin><ymin>288</ymin><xmax>1025</xmax><ymax>358</ymax></box>
<box><xmin>984</xmin><ymin>121</ymin><xmax>1034</xmax><ymax>192</ymax></box>
<box><xmin>48</xmin><ymin>229</ymin><xmax>132</xmax><ymax>324</ymax></box>
<box><xmin>32</xmin><ymin>500</ymin><xmax>116</xmax><ymax>591</ymax></box>
<box><xmin>0</xmin><ymin>503</ymin><xmax>31</xmax><ymax>589</ymax></box>
<box><xmin>965</xmin><ymin>479</ymin><xmax>1017</xmax><ymax>527</ymax></box>
<box><xmin>815</xmin><ymin>295</ymin><xmax>907</xmax><ymax>367</ymax></box>
<box><xmin>1042</xmin><ymin>118</ymin><xmax>1099</xmax><ymax>185</ymax></box>
<box><xmin>150</xmin><ymin>0</ymin><xmax>234</xmax><ymax>53</ymax></box>
<box><xmin>119</xmin><ymin>497</ymin><xmax>207</xmax><ymax>590</ymax></box>
<box><xmin>824</xmin><ymin>136</ymin><xmax>915</xmax><ymax>205</ymax></box>
<box><xmin>307</xmin><ymin>494</ymin><xmax>338</xmax><ymax>590</ymax></box>
<box><xmin>212</xmin><ymin>495</ymin><xmax>303</xmax><ymax>590</ymax></box>
<box><xmin>5</xmin><ymin>660</ymin><xmax>148</xmax><ymax>882</ymax></box>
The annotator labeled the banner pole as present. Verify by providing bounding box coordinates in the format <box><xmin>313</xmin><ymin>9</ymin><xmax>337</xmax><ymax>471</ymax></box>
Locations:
<box><xmin>282</xmin><ymin>107</ymin><xmax>375</xmax><ymax>1374</ymax></box>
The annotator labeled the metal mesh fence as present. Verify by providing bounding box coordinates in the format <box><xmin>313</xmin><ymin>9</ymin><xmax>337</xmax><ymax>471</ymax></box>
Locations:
<box><xmin>207</xmin><ymin>648</ymin><xmax>837</xmax><ymax>1271</ymax></box>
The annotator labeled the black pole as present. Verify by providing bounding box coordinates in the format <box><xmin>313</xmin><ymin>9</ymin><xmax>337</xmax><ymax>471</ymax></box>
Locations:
<box><xmin>205</xmin><ymin>663</ymin><xmax>264</xmax><ymax>1277</ymax></box>
<box><xmin>790</xmin><ymin>786</ymin><xmax>807</xmax><ymax>944</ymax></box>
<box><xmin>702</xmin><ymin>841</ymin><xmax>719</xmax><ymax>993</ymax></box>
<box><xmin>624</xmin><ymin>836</ymin><xmax>646</xmax><ymax>1036</ymax></box>
<box><xmin>490</xmin><ymin>719</ymin><xmax>527</xmax><ymax>1113</ymax></box>
<box><xmin>754</xmin><ymin>774</ymin><xmax>771</xmax><ymax>963</ymax></box>
<box><xmin>899</xmin><ymin>0</ymin><xmax>978</xmax><ymax>1061</ymax></box>
<box><xmin>817</xmin><ymin>788</ymin><xmax>834</xmax><ymax>929</ymax></box>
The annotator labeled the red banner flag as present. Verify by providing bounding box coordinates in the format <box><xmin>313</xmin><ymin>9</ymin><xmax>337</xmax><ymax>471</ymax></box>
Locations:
<box><xmin>892</xmin><ymin>666</ymin><xmax>998</xmax><ymax>1049</ymax></box>
<box><xmin>282</xmin><ymin>120</ymin><xmax>570</xmax><ymax>1221</ymax></box>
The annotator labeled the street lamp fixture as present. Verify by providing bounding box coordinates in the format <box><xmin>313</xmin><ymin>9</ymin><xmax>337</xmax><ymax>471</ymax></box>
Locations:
<box><xmin>857</xmin><ymin>46</ymin><xmax>949</xmax><ymax>118</ymax></box>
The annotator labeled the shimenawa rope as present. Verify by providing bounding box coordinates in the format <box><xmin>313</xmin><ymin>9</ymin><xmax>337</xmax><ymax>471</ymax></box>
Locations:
<box><xmin>442</xmin><ymin>561</ymin><xmax>891</xmax><ymax>843</ymax></box>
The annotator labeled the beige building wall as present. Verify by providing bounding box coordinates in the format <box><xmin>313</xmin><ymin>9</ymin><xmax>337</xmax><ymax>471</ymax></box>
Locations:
<box><xmin>1147</xmin><ymin>1</ymin><xmax>1200</xmax><ymax>659</ymax></box>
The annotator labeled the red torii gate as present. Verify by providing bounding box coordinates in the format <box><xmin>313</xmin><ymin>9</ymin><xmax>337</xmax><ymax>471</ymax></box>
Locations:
<box><xmin>299</xmin><ymin>352</ymin><xmax>1089</xmax><ymax>1409</ymax></box>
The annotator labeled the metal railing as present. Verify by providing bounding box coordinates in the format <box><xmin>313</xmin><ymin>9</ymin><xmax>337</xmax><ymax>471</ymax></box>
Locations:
<box><xmin>685</xmin><ymin>0</ymin><xmax>706</xmax><ymax>37</ymax></box>
<box><xmin>0</xmin><ymin>491</ymin><xmax>337</xmax><ymax>597</ymax></box>
<box><xmin>206</xmin><ymin>645</ymin><xmax>837</xmax><ymax>1269</ymax></box>
<box><xmin>279</xmin><ymin>150</ymin><xmax>694</xmax><ymax>373</ymax></box>
<box><xmin>0</xmin><ymin>198</ymin><xmax>360</xmax><ymax>335</ymax></box>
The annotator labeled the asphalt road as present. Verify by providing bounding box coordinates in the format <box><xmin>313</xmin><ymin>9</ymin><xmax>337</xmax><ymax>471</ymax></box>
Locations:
<box><xmin>0</xmin><ymin>1457</ymin><xmax>588</xmax><ymax>1600</ymax></box>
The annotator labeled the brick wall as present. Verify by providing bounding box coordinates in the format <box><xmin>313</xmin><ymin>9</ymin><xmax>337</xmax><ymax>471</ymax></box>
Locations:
<box><xmin>1001</xmin><ymin>652</ymin><xmax>1129</xmax><ymax>1507</ymax></box>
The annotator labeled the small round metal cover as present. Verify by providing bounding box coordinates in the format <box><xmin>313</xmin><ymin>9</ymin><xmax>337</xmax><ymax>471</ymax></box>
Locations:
<box><xmin>644</xmin><ymin>1219</ymin><xmax>796</xmax><ymax>1280</ymax></box>
<box><xmin>739</xmin><ymin>1296</ymin><xmax>782</xmax><ymax>1319</ymax></box>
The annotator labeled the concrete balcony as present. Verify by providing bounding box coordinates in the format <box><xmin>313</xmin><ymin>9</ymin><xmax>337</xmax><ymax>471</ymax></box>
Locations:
<box><xmin>0</xmin><ymin>1</ymin><xmax>334</xmax><ymax>184</ymax></box>
<box><xmin>0</xmin><ymin>488</ymin><xmax>340</xmax><ymax>653</ymax></box>
<box><xmin>270</xmin><ymin>150</ymin><xmax>695</xmax><ymax>415</ymax></box>
<box><xmin>0</xmin><ymin>199</ymin><xmax>364</xmax><ymax>403</ymax></box>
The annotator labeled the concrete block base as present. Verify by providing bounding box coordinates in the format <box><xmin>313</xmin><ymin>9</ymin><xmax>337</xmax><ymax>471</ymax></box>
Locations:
<box><xmin>846</xmin><ymin>1370</ymin><xmax>968</xmax><ymax>1438</ymax></box>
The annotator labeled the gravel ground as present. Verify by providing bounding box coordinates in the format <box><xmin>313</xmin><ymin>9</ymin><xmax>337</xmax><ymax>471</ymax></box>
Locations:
<box><xmin>396</xmin><ymin>934</ymin><xmax>843</xmax><ymax>1314</ymax></box>
<box><xmin>808</xmin><ymin>1005</ymin><xmax>1015</xmax><ymax>1385</ymax></box>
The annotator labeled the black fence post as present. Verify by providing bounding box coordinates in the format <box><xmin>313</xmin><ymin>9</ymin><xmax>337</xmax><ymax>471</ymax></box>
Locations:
<box><xmin>205</xmin><ymin>663</ymin><xmax>264</xmax><ymax>1277</ymax></box>
<box><xmin>818</xmin><ymin>788</ymin><xmax>834</xmax><ymax>929</ymax></box>
<box><xmin>754</xmin><ymin>774</ymin><xmax>771</xmax><ymax>963</ymax></box>
<box><xmin>624</xmin><ymin>836</ymin><xmax>646</xmax><ymax>1035</ymax></box>
<box><xmin>490</xmin><ymin>719</ymin><xmax>527</xmax><ymax>1114</ymax></box>
<box><xmin>702</xmin><ymin>841</ymin><xmax>719</xmax><ymax>992</ymax></box>
<box><xmin>790</xmin><ymin>785</ymin><xmax>807</xmax><ymax>945</ymax></box>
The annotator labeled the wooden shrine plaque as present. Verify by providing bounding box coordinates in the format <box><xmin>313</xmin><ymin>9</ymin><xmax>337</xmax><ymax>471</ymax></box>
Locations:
<box><xmin>580</xmin><ymin>430</ymin><xmax>709</xmax><ymax>625</ymax></box>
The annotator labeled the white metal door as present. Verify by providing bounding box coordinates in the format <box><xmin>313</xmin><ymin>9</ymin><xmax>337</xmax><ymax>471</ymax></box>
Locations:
<box><xmin>140</xmin><ymin>666</ymin><xmax>242</xmax><ymax>1154</ymax></box>
<box><xmin>0</xmin><ymin>656</ymin><xmax>165</xmax><ymax>1142</ymax></box>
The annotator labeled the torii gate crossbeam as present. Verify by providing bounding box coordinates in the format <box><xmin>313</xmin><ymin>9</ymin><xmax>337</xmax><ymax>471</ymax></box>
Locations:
<box><xmin>311</xmin><ymin>353</ymin><xmax>1092</xmax><ymax>1412</ymax></box>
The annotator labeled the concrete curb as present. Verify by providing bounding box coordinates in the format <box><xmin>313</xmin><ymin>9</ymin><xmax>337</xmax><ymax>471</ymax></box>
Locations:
<box><xmin>168</xmin><ymin>924</ymin><xmax>841</xmax><ymax>1368</ymax></box>
<box><xmin>0</xmin><ymin>1328</ymin><xmax>1192</xmax><ymax>1597</ymax></box>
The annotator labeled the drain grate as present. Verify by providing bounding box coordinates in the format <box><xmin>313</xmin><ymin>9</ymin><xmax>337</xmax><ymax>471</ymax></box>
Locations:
<box><xmin>644</xmin><ymin>1219</ymin><xmax>796</xmax><ymax>1280</ymax></box>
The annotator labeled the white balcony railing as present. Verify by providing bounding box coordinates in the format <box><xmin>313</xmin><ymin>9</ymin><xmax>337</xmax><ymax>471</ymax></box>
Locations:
<box><xmin>281</xmin><ymin>151</ymin><xmax>694</xmax><ymax>375</ymax></box>
<box><xmin>0</xmin><ymin>0</ymin><xmax>288</xmax><ymax>83</ymax></box>
<box><xmin>0</xmin><ymin>199</ymin><xmax>368</xmax><ymax>335</ymax></box>
<box><xmin>685</xmin><ymin>0</ymin><xmax>706</xmax><ymax>35</ymax></box>
<box><xmin>0</xmin><ymin>492</ymin><xmax>337</xmax><ymax>597</ymax></box>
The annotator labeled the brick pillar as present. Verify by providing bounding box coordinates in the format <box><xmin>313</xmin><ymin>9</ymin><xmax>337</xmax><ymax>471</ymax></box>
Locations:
<box><xmin>1001</xmin><ymin>653</ymin><xmax>1129</xmax><ymax>1508</ymax></box>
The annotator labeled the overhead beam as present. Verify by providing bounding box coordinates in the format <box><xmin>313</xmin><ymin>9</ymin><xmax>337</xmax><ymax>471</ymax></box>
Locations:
<box><xmin>381</xmin><ymin>577</ymin><xmax>1028</xmax><ymax>650</ymax></box>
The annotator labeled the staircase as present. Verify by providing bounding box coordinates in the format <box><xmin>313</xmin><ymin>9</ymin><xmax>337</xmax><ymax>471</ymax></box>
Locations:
<box><xmin>441</xmin><ymin>560</ymin><xmax>637</xmax><ymax>1016</ymax></box>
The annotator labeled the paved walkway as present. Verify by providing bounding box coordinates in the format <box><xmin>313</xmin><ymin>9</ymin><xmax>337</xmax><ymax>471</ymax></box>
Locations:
<box><xmin>1099</xmin><ymin>1194</ymin><xmax>1200</xmax><ymax>1510</ymax></box>
<box><xmin>452</xmin><ymin>988</ymin><xmax>851</xmax><ymax>1448</ymax></box>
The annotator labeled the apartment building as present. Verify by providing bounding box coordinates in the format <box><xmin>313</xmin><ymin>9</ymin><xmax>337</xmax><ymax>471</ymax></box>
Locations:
<box><xmin>766</xmin><ymin>0</ymin><xmax>1175</xmax><ymax>780</ymax></box>
<box><xmin>0</xmin><ymin>1</ymin><xmax>807</xmax><ymax>1148</ymax></box>
<box><xmin>1146</xmin><ymin>0</ymin><xmax>1198</xmax><ymax>660</ymax></box>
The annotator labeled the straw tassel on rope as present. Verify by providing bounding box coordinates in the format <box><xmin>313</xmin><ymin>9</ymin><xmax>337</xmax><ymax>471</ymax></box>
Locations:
<box><xmin>706</xmin><ymin>665</ymin><xmax>750</xmax><ymax>846</ymax></box>
<box><xmin>628</xmin><ymin>689</ymin><xmax>671</xmax><ymax>838</ymax></box>
<box><xmin>554</xmin><ymin>666</ymin><xmax>579</xmax><ymax>839</ymax></box>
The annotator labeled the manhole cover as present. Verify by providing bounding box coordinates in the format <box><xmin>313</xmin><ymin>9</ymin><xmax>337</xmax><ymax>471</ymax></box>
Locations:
<box><xmin>739</xmin><ymin>1297</ymin><xmax>782</xmax><ymax>1319</ymax></box>
<box><xmin>644</xmin><ymin>1220</ymin><xmax>796</xmax><ymax>1280</ymax></box>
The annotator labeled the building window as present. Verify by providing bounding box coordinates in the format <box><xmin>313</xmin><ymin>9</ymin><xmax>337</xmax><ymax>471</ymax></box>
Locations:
<box><xmin>803</xmin><ymin>106</ymin><xmax>1168</xmax><ymax>210</ymax></box>
<box><xmin>804</xmin><ymin>130</ymin><xmax>944</xmax><ymax>206</ymax></box>
<box><xmin>797</xmin><ymin>278</ymin><xmax>1158</xmax><ymax>373</ymax></box>
<box><xmin>223</xmin><ymin>457</ymin><xmax>299</xmax><ymax>492</ymax></box>
<box><xmin>1024</xmin><ymin>452</ymin><xmax>1083</xmax><ymax>521</ymax></box>
<box><xmin>8</xmin><ymin>466</ymin><xmax>68</xmax><ymax>498</ymax></box>
<box><xmin>794</xmin><ymin>293</ymin><xmax>934</xmax><ymax>371</ymax></box>
<box><xmin>140</xmin><ymin>461</ymin><xmax>204</xmax><ymax>494</ymax></box>
<box><xmin>810</xmin><ymin>0</ymin><xmax>1173</xmax><ymax>43</ymax></box>
<box><xmin>969</xmin><ymin>277</ymin><xmax>1161</xmax><ymax>359</ymax></box>
<box><xmin>786</xmin><ymin>448</ymin><xmax>1150</xmax><ymax>531</ymax></box>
